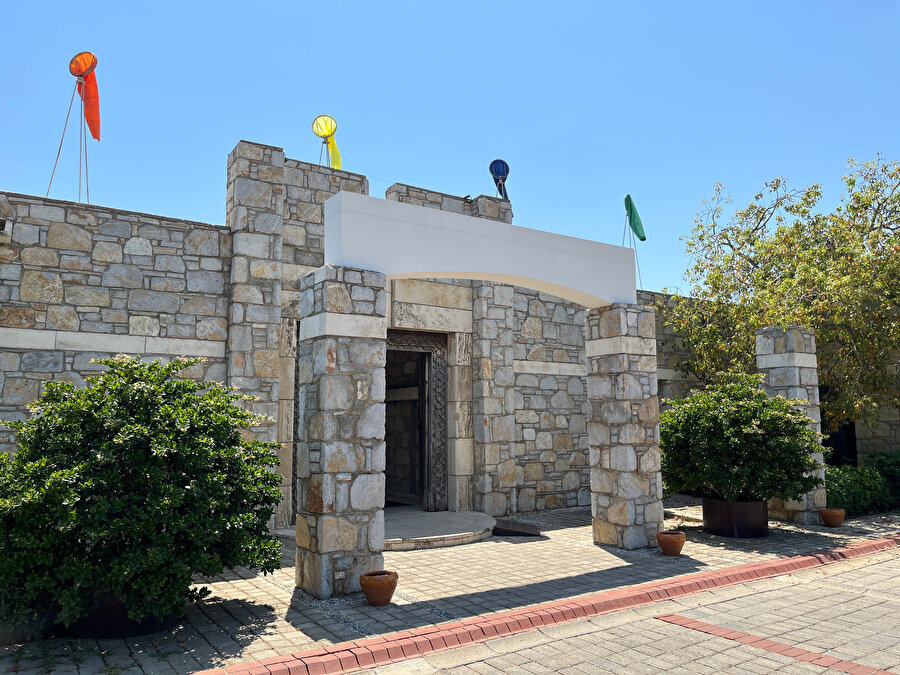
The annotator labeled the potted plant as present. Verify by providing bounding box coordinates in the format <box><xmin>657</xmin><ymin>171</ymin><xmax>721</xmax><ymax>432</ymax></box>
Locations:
<box><xmin>660</xmin><ymin>374</ymin><xmax>823</xmax><ymax>538</ymax></box>
<box><xmin>656</xmin><ymin>518</ymin><xmax>686</xmax><ymax>556</ymax></box>
<box><xmin>0</xmin><ymin>356</ymin><xmax>283</xmax><ymax>639</ymax></box>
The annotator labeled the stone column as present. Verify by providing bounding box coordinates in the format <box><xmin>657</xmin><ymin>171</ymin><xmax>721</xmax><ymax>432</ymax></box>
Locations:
<box><xmin>294</xmin><ymin>265</ymin><xmax>387</xmax><ymax>599</ymax></box>
<box><xmin>225</xmin><ymin>141</ymin><xmax>284</xmax><ymax>442</ymax></box>
<box><xmin>755</xmin><ymin>326</ymin><xmax>826</xmax><ymax>524</ymax></box>
<box><xmin>585</xmin><ymin>304</ymin><xmax>663</xmax><ymax>549</ymax></box>
<box><xmin>471</xmin><ymin>282</ymin><xmax>517</xmax><ymax>516</ymax></box>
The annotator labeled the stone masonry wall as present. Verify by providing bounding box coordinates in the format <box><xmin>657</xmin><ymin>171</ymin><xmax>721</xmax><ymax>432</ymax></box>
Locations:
<box><xmin>471</xmin><ymin>281</ymin><xmax>590</xmax><ymax>516</ymax></box>
<box><xmin>0</xmin><ymin>191</ymin><xmax>229</xmax><ymax>454</ymax></box>
<box><xmin>385</xmin><ymin>185</ymin><xmax>512</xmax><ymax>224</ymax></box>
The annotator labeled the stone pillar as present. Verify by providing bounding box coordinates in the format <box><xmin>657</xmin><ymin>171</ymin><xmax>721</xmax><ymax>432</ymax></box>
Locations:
<box><xmin>471</xmin><ymin>282</ymin><xmax>517</xmax><ymax>516</ymax></box>
<box><xmin>447</xmin><ymin>332</ymin><xmax>474</xmax><ymax>511</ymax></box>
<box><xmin>225</xmin><ymin>141</ymin><xmax>284</xmax><ymax>443</ymax></box>
<box><xmin>585</xmin><ymin>304</ymin><xmax>663</xmax><ymax>549</ymax></box>
<box><xmin>294</xmin><ymin>265</ymin><xmax>387</xmax><ymax>599</ymax></box>
<box><xmin>755</xmin><ymin>326</ymin><xmax>826</xmax><ymax>524</ymax></box>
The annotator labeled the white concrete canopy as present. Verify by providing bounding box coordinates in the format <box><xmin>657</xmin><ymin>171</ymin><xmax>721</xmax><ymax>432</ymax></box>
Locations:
<box><xmin>324</xmin><ymin>192</ymin><xmax>636</xmax><ymax>308</ymax></box>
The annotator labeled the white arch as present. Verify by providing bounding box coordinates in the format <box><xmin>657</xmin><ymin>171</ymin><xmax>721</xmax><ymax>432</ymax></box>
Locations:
<box><xmin>324</xmin><ymin>192</ymin><xmax>636</xmax><ymax>308</ymax></box>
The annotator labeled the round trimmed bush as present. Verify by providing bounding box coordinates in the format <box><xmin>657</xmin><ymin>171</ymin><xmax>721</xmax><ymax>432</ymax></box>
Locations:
<box><xmin>0</xmin><ymin>356</ymin><xmax>282</xmax><ymax>628</ymax></box>
<box><xmin>660</xmin><ymin>373</ymin><xmax>824</xmax><ymax>503</ymax></box>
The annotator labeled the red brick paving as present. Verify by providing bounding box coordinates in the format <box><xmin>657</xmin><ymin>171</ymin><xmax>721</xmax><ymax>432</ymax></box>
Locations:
<box><xmin>656</xmin><ymin>614</ymin><xmax>893</xmax><ymax>674</ymax></box>
<box><xmin>197</xmin><ymin>533</ymin><xmax>900</xmax><ymax>675</ymax></box>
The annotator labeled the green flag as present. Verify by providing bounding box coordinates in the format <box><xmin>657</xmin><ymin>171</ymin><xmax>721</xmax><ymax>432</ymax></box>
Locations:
<box><xmin>624</xmin><ymin>194</ymin><xmax>646</xmax><ymax>241</ymax></box>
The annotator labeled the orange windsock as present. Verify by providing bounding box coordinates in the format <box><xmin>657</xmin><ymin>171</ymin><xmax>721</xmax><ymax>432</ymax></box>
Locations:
<box><xmin>69</xmin><ymin>52</ymin><xmax>100</xmax><ymax>141</ymax></box>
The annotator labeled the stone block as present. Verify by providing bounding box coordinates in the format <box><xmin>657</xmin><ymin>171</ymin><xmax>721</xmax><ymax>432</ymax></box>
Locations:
<box><xmin>350</xmin><ymin>473</ymin><xmax>385</xmax><ymax>510</ymax></box>
<box><xmin>21</xmin><ymin>351</ymin><xmax>63</xmax><ymax>372</ymax></box>
<box><xmin>65</xmin><ymin>286</ymin><xmax>110</xmax><ymax>307</ymax></box>
<box><xmin>92</xmin><ymin>242</ymin><xmax>123</xmax><ymax>263</ymax></box>
<box><xmin>196</xmin><ymin>317</ymin><xmax>227</xmax><ymax>341</ymax></box>
<box><xmin>20</xmin><ymin>271</ymin><xmax>63</xmax><ymax>303</ymax></box>
<box><xmin>592</xmin><ymin>519</ymin><xmax>619</xmax><ymax>546</ymax></box>
<box><xmin>102</xmin><ymin>264</ymin><xmax>143</xmax><ymax>289</ymax></box>
<box><xmin>129</xmin><ymin>315</ymin><xmax>160</xmax><ymax>336</ymax></box>
<box><xmin>483</xmin><ymin>492</ymin><xmax>508</xmax><ymax>516</ymax></box>
<box><xmin>254</xmin><ymin>349</ymin><xmax>280</xmax><ymax>378</ymax></box>
<box><xmin>3</xmin><ymin>378</ymin><xmax>41</xmax><ymax>405</ymax></box>
<box><xmin>47</xmin><ymin>222</ymin><xmax>91</xmax><ymax>251</ymax></box>
<box><xmin>128</xmin><ymin>290</ymin><xmax>180</xmax><ymax>313</ymax></box>
<box><xmin>317</xmin><ymin>516</ymin><xmax>359</xmax><ymax>552</ymax></box>
<box><xmin>356</xmin><ymin>404</ymin><xmax>385</xmax><ymax>439</ymax></box>
<box><xmin>497</xmin><ymin>459</ymin><xmax>516</xmax><ymax>487</ymax></box>
<box><xmin>591</xmin><ymin>467</ymin><xmax>613</xmax><ymax>493</ymax></box>
<box><xmin>607</xmin><ymin>499</ymin><xmax>634</xmax><ymax>525</ymax></box>
<box><xmin>609</xmin><ymin>445</ymin><xmax>637</xmax><ymax>471</ymax></box>
<box><xmin>184</xmin><ymin>230</ymin><xmax>220</xmax><ymax>256</ymax></box>
<box><xmin>0</xmin><ymin>307</ymin><xmax>34</xmax><ymax>328</ymax></box>
<box><xmin>187</xmin><ymin>271</ymin><xmax>224</xmax><ymax>294</ymax></box>
<box><xmin>21</xmin><ymin>247</ymin><xmax>59</xmax><ymax>266</ymax></box>
<box><xmin>45</xmin><ymin>305</ymin><xmax>79</xmax><ymax>331</ymax></box>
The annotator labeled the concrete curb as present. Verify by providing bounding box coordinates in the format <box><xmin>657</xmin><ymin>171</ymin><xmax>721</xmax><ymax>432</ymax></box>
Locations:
<box><xmin>199</xmin><ymin>534</ymin><xmax>900</xmax><ymax>675</ymax></box>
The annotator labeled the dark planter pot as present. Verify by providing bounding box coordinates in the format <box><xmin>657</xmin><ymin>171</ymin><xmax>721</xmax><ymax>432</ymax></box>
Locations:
<box><xmin>702</xmin><ymin>497</ymin><xmax>768</xmax><ymax>538</ymax></box>
<box><xmin>66</xmin><ymin>596</ymin><xmax>182</xmax><ymax>639</ymax></box>
<box><xmin>819</xmin><ymin>508</ymin><xmax>846</xmax><ymax>528</ymax></box>
<box><xmin>656</xmin><ymin>531</ymin><xmax>686</xmax><ymax>556</ymax></box>
<box><xmin>359</xmin><ymin>570</ymin><xmax>399</xmax><ymax>606</ymax></box>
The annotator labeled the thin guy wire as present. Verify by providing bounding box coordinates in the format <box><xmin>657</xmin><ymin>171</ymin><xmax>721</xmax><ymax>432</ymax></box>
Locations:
<box><xmin>46</xmin><ymin>84</ymin><xmax>78</xmax><ymax>198</ymax></box>
<box><xmin>78</xmin><ymin>88</ymin><xmax>83</xmax><ymax>203</ymax></box>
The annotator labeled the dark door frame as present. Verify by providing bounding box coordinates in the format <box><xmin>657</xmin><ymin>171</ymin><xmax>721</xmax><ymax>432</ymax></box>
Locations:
<box><xmin>386</xmin><ymin>330</ymin><xmax>448</xmax><ymax>511</ymax></box>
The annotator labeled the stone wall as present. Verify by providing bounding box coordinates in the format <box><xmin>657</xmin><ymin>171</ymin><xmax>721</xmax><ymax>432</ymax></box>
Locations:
<box><xmin>0</xmin><ymin>191</ymin><xmax>229</xmax><ymax>454</ymax></box>
<box><xmin>385</xmin><ymin>184</ymin><xmax>512</xmax><ymax>224</ymax></box>
<box><xmin>857</xmin><ymin>411</ymin><xmax>900</xmax><ymax>461</ymax></box>
<box><xmin>636</xmin><ymin>290</ymin><xmax>703</xmax><ymax>401</ymax></box>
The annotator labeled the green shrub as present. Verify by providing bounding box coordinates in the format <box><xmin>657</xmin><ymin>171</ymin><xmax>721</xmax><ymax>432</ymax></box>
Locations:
<box><xmin>0</xmin><ymin>356</ymin><xmax>282</xmax><ymax>628</ymax></box>
<box><xmin>660</xmin><ymin>373</ymin><xmax>823</xmax><ymax>502</ymax></box>
<box><xmin>824</xmin><ymin>465</ymin><xmax>890</xmax><ymax>516</ymax></box>
<box><xmin>863</xmin><ymin>451</ymin><xmax>900</xmax><ymax>510</ymax></box>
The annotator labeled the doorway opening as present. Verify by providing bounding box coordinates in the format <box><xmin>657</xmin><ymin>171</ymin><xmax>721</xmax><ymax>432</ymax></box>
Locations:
<box><xmin>384</xmin><ymin>330</ymin><xmax>448</xmax><ymax>511</ymax></box>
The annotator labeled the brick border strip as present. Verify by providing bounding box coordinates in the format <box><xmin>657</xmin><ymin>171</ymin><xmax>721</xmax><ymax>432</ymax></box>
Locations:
<box><xmin>200</xmin><ymin>534</ymin><xmax>900</xmax><ymax>675</ymax></box>
<box><xmin>657</xmin><ymin>614</ymin><xmax>892</xmax><ymax>674</ymax></box>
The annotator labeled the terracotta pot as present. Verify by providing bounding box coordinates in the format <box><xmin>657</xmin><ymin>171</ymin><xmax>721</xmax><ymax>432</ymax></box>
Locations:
<box><xmin>656</xmin><ymin>531</ymin><xmax>686</xmax><ymax>556</ymax></box>
<box><xmin>702</xmin><ymin>497</ymin><xmax>768</xmax><ymax>538</ymax></box>
<box><xmin>359</xmin><ymin>570</ymin><xmax>399</xmax><ymax>606</ymax></box>
<box><xmin>819</xmin><ymin>508</ymin><xmax>846</xmax><ymax>528</ymax></box>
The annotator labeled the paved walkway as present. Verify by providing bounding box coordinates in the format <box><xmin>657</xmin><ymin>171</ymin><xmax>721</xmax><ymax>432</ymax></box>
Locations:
<box><xmin>2</xmin><ymin>508</ymin><xmax>899</xmax><ymax>674</ymax></box>
<box><xmin>360</xmin><ymin>548</ymin><xmax>900</xmax><ymax>674</ymax></box>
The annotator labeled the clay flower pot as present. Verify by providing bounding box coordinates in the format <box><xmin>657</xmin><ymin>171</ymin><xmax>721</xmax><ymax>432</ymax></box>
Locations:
<box><xmin>819</xmin><ymin>508</ymin><xmax>846</xmax><ymax>528</ymax></box>
<box><xmin>656</xmin><ymin>531</ymin><xmax>686</xmax><ymax>556</ymax></box>
<box><xmin>359</xmin><ymin>570</ymin><xmax>399</xmax><ymax>606</ymax></box>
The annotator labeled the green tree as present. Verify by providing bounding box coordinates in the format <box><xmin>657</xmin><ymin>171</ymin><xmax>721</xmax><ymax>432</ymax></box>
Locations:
<box><xmin>0</xmin><ymin>356</ymin><xmax>282</xmax><ymax>627</ymax></box>
<box><xmin>667</xmin><ymin>157</ymin><xmax>900</xmax><ymax>428</ymax></box>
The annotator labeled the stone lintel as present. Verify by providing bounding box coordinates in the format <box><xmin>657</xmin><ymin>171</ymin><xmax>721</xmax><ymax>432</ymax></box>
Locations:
<box><xmin>512</xmin><ymin>360</ymin><xmax>586</xmax><ymax>377</ymax></box>
<box><xmin>756</xmin><ymin>352</ymin><xmax>818</xmax><ymax>369</ymax></box>
<box><xmin>299</xmin><ymin>313</ymin><xmax>387</xmax><ymax>340</ymax></box>
<box><xmin>585</xmin><ymin>336</ymin><xmax>656</xmax><ymax>358</ymax></box>
<box><xmin>0</xmin><ymin>326</ymin><xmax>226</xmax><ymax>357</ymax></box>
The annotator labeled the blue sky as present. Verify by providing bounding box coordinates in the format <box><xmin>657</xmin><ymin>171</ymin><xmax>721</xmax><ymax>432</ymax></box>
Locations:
<box><xmin>2</xmin><ymin>1</ymin><xmax>898</xmax><ymax>291</ymax></box>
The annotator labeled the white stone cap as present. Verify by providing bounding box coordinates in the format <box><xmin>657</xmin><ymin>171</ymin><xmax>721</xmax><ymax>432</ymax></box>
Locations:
<box><xmin>325</xmin><ymin>192</ymin><xmax>637</xmax><ymax>308</ymax></box>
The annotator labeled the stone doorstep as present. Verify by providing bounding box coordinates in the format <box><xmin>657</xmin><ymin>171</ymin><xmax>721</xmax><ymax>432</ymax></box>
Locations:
<box><xmin>197</xmin><ymin>533</ymin><xmax>900</xmax><ymax>675</ymax></box>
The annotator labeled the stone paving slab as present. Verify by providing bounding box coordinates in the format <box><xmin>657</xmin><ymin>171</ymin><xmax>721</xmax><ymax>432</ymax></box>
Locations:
<box><xmin>2</xmin><ymin>509</ymin><xmax>898</xmax><ymax>674</ymax></box>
